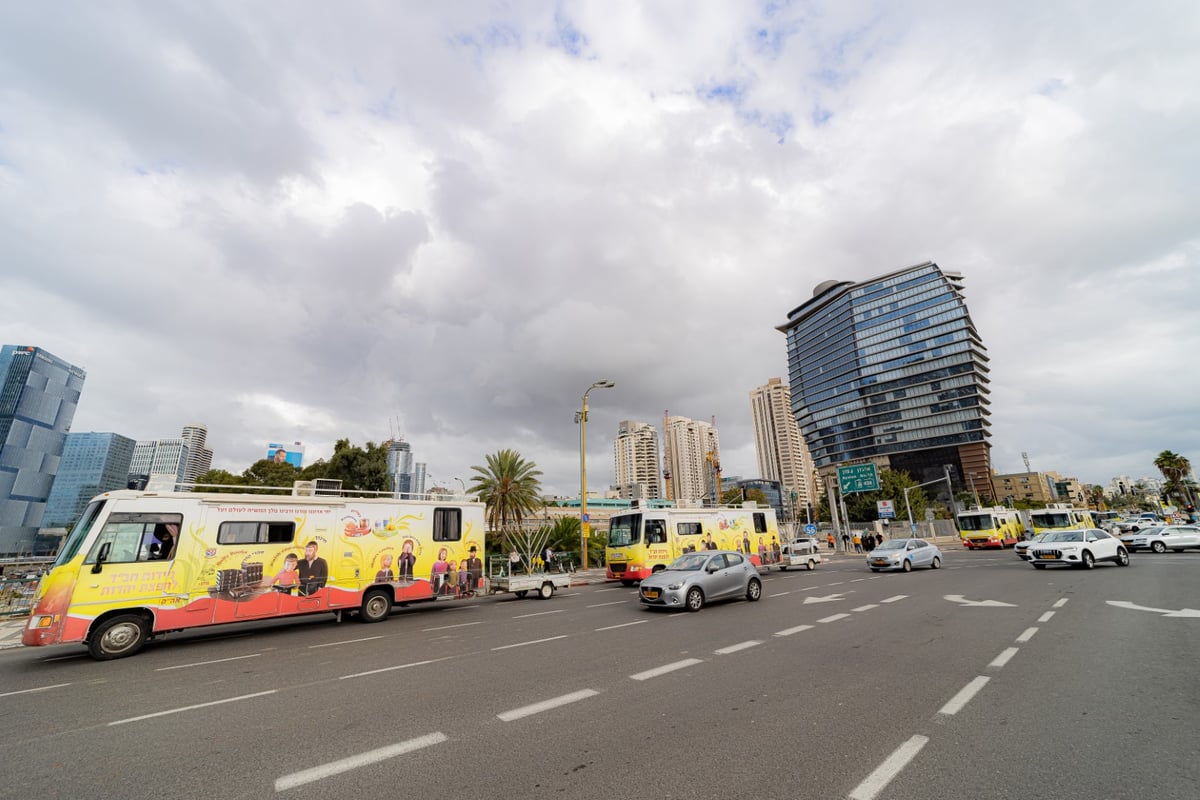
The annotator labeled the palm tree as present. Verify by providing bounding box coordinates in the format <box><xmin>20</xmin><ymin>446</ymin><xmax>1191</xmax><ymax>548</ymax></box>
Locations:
<box><xmin>469</xmin><ymin>449</ymin><xmax>544</xmax><ymax>545</ymax></box>
<box><xmin>1154</xmin><ymin>450</ymin><xmax>1193</xmax><ymax>505</ymax></box>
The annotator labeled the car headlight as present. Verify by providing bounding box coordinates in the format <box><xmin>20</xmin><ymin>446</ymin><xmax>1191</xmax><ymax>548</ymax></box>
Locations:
<box><xmin>667</xmin><ymin>581</ymin><xmax>684</xmax><ymax>590</ymax></box>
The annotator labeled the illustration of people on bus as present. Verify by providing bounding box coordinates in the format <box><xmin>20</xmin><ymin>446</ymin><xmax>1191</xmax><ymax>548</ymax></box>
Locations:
<box><xmin>430</xmin><ymin>547</ymin><xmax>449</xmax><ymax>594</ymax></box>
<box><xmin>272</xmin><ymin>553</ymin><xmax>300</xmax><ymax>593</ymax></box>
<box><xmin>444</xmin><ymin>560</ymin><xmax>459</xmax><ymax>596</ymax></box>
<box><xmin>296</xmin><ymin>541</ymin><xmax>328</xmax><ymax>596</ymax></box>
<box><xmin>704</xmin><ymin>533</ymin><xmax>717</xmax><ymax>550</ymax></box>
<box><xmin>374</xmin><ymin>553</ymin><xmax>395</xmax><ymax>583</ymax></box>
<box><xmin>742</xmin><ymin>533</ymin><xmax>751</xmax><ymax>556</ymax></box>
<box><xmin>462</xmin><ymin>545</ymin><xmax>483</xmax><ymax>596</ymax></box>
<box><xmin>771</xmin><ymin>537</ymin><xmax>782</xmax><ymax>564</ymax></box>
<box><xmin>757</xmin><ymin>537</ymin><xmax>768</xmax><ymax>565</ymax></box>
<box><xmin>397</xmin><ymin>539</ymin><xmax>417</xmax><ymax>583</ymax></box>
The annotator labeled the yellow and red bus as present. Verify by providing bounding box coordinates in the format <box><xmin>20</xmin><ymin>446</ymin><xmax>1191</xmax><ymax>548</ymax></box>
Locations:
<box><xmin>605</xmin><ymin>505</ymin><xmax>780</xmax><ymax>585</ymax></box>
<box><xmin>956</xmin><ymin>506</ymin><xmax>1024</xmax><ymax>549</ymax></box>
<box><xmin>1028</xmin><ymin>504</ymin><xmax>1092</xmax><ymax>536</ymax></box>
<box><xmin>23</xmin><ymin>489</ymin><xmax>485</xmax><ymax>659</ymax></box>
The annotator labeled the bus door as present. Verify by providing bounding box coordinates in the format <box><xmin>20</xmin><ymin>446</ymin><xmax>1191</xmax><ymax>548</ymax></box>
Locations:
<box><xmin>644</xmin><ymin>518</ymin><xmax>670</xmax><ymax>567</ymax></box>
<box><xmin>82</xmin><ymin>512</ymin><xmax>189</xmax><ymax>626</ymax></box>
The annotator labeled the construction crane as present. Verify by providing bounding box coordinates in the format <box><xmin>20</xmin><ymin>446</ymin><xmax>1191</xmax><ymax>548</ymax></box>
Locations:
<box><xmin>662</xmin><ymin>409</ymin><xmax>673</xmax><ymax>502</ymax></box>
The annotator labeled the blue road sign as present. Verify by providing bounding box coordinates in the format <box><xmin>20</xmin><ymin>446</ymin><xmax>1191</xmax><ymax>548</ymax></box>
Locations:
<box><xmin>804</xmin><ymin>523</ymin><xmax>818</xmax><ymax>535</ymax></box>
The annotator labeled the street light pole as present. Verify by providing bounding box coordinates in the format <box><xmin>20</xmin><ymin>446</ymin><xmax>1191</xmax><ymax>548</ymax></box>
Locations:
<box><xmin>580</xmin><ymin>379</ymin><xmax>615</xmax><ymax>570</ymax></box>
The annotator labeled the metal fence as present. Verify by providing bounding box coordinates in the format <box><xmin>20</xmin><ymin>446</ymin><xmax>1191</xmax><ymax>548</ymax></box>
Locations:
<box><xmin>0</xmin><ymin>577</ymin><xmax>38</xmax><ymax>618</ymax></box>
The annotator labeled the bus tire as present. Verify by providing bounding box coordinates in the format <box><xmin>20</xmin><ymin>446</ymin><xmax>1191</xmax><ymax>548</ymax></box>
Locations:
<box><xmin>88</xmin><ymin>613</ymin><xmax>149</xmax><ymax>660</ymax></box>
<box><xmin>359</xmin><ymin>589</ymin><xmax>393</xmax><ymax>623</ymax></box>
<box><xmin>538</xmin><ymin>582</ymin><xmax>554</xmax><ymax>600</ymax></box>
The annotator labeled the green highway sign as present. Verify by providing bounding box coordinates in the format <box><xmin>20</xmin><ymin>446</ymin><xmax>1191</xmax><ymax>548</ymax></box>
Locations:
<box><xmin>837</xmin><ymin>463</ymin><xmax>880</xmax><ymax>494</ymax></box>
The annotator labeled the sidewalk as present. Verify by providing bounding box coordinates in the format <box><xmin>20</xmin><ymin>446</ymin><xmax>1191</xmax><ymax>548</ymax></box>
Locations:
<box><xmin>0</xmin><ymin>616</ymin><xmax>26</xmax><ymax>650</ymax></box>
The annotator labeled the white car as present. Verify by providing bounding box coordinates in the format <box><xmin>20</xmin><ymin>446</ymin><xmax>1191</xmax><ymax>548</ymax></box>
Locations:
<box><xmin>1029</xmin><ymin>528</ymin><xmax>1130</xmax><ymax>569</ymax></box>
<box><xmin>1116</xmin><ymin>515</ymin><xmax>1163</xmax><ymax>533</ymax></box>
<box><xmin>1119</xmin><ymin>525</ymin><xmax>1200</xmax><ymax>553</ymax></box>
<box><xmin>1014</xmin><ymin>533</ymin><xmax>1050</xmax><ymax>561</ymax></box>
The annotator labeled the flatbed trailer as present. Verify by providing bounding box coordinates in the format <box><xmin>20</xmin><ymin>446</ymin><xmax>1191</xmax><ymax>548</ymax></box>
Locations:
<box><xmin>484</xmin><ymin>556</ymin><xmax>572</xmax><ymax>599</ymax></box>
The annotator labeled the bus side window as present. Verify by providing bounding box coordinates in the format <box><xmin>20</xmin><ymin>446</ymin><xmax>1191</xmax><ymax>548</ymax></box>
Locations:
<box><xmin>646</xmin><ymin>520</ymin><xmax>666</xmax><ymax>544</ymax></box>
<box><xmin>434</xmin><ymin>507</ymin><xmax>462</xmax><ymax>541</ymax></box>
<box><xmin>754</xmin><ymin>513</ymin><xmax>767</xmax><ymax>533</ymax></box>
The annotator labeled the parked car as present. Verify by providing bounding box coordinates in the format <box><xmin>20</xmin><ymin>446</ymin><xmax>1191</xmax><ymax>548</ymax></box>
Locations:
<box><xmin>1029</xmin><ymin>528</ymin><xmax>1129</xmax><ymax>569</ymax></box>
<box><xmin>638</xmin><ymin>550</ymin><xmax>763</xmax><ymax>611</ymax></box>
<box><xmin>866</xmin><ymin>538</ymin><xmax>942</xmax><ymax>572</ymax></box>
<box><xmin>1119</xmin><ymin>525</ymin><xmax>1200</xmax><ymax>553</ymax></box>
<box><xmin>1014</xmin><ymin>533</ymin><xmax>1050</xmax><ymax>561</ymax></box>
<box><xmin>1116</xmin><ymin>514</ymin><xmax>1163</xmax><ymax>533</ymax></box>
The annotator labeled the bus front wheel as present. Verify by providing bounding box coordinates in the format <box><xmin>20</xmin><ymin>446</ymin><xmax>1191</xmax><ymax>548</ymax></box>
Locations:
<box><xmin>88</xmin><ymin>613</ymin><xmax>149</xmax><ymax>660</ymax></box>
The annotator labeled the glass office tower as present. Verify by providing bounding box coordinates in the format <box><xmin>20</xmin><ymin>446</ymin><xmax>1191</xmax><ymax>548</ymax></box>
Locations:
<box><xmin>43</xmin><ymin>432</ymin><xmax>136</xmax><ymax>528</ymax></box>
<box><xmin>778</xmin><ymin>262</ymin><xmax>991</xmax><ymax>494</ymax></box>
<box><xmin>0</xmin><ymin>344</ymin><xmax>86</xmax><ymax>556</ymax></box>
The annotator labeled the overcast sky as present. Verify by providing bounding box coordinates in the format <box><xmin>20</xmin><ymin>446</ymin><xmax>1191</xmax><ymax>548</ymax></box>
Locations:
<box><xmin>2</xmin><ymin>1</ymin><xmax>1197</xmax><ymax>495</ymax></box>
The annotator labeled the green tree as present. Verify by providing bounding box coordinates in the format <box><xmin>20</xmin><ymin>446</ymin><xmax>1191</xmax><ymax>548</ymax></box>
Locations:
<box><xmin>194</xmin><ymin>469</ymin><xmax>244</xmax><ymax>493</ymax></box>
<box><xmin>469</xmin><ymin>449</ymin><xmax>544</xmax><ymax>545</ymax></box>
<box><xmin>720</xmin><ymin>488</ymin><xmax>768</xmax><ymax>506</ymax></box>
<box><xmin>839</xmin><ymin>469</ymin><xmax>930</xmax><ymax>524</ymax></box>
<box><xmin>1154</xmin><ymin>450</ymin><xmax>1194</xmax><ymax>506</ymax></box>
<box><xmin>241</xmin><ymin>458</ymin><xmax>301</xmax><ymax>488</ymax></box>
<box><xmin>301</xmin><ymin>439</ymin><xmax>390</xmax><ymax>492</ymax></box>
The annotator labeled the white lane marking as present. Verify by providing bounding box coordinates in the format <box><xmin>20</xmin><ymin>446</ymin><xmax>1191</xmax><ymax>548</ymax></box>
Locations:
<box><xmin>587</xmin><ymin>601</ymin><xmax>627</xmax><ymax>608</ymax></box>
<box><xmin>817</xmin><ymin>613</ymin><xmax>850</xmax><ymax>623</ymax></box>
<box><xmin>1053</xmin><ymin>598</ymin><xmax>1069</xmax><ymax>608</ymax></box>
<box><xmin>497</xmin><ymin>689</ymin><xmax>599</xmax><ymax>722</ymax></box>
<box><xmin>850</xmin><ymin>578</ymin><xmax>866</xmax><ymax>583</ymax></box>
<box><xmin>109</xmin><ymin>690</ymin><xmax>276</xmax><ymax>726</ymax></box>
<box><xmin>0</xmin><ymin>682</ymin><xmax>71</xmax><ymax>698</ymax></box>
<box><xmin>512</xmin><ymin>609</ymin><xmax>564</xmax><ymax>619</ymax></box>
<box><xmin>827</xmin><ymin>581</ymin><xmax>844</xmax><ymax>586</ymax></box>
<box><xmin>774</xmin><ymin>624</ymin><xmax>813</xmax><ymax>637</ymax></box>
<box><xmin>593</xmin><ymin>587</ymin><xmax>621</xmax><ymax>593</ymax></box>
<box><xmin>421</xmin><ymin>621</ymin><xmax>484</xmax><ymax>632</ymax></box>
<box><xmin>157</xmin><ymin>654</ymin><xmax>261</xmax><ymax>671</ymax></box>
<box><xmin>989</xmin><ymin>647</ymin><xmax>1019</xmax><ymax>668</ymax></box>
<box><xmin>491</xmin><ymin>635</ymin><xmax>568</xmax><ymax>651</ymax></box>
<box><xmin>341</xmin><ymin>658</ymin><xmax>450</xmax><ymax>680</ymax></box>
<box><xmin>714</xmin><ymin>640</ymin><xmax>761</xmax><ymax>655</ymax></box>
<box><xmin>1038</xmin><ymin>611</ymin><xmax>1055</xmax><ymax>622</ymax></box>
<box><xmin>881</xmin><ymin>595</ymin><xmax>907</xmax><ymax>603</ymax></box>
<box><xmin>275</xmin><ymin>732</ymin><xmax>447</xmax><ymax>791</ymax></box>
<box><xmin>848</xmin><ymin>734</ymin><xmax>929</xmax><ymax>800</ymax></box>
<box><xmin>308</xmin><ymin>636</ymin><xmax>384</xmax><ymax>649</ymax></box>
<box><xmin>1016</xmin><ymin>627</ymin><xmax>1038</xmax><ymax>643</ymax></box>
<box><xmin>595</xmin><ymin>620</ymin><xmax>648</xmax><ymax>632</ymax></box>
<box><xmin>852</xmin><ymin>604</ymin><xmax>879</xmax><ymax>612</ymax></box>
<box><xmin>768</xmin><ymin>591</ymin><xmax>791</xmax><ymax>598</ymax></box>
<box><xmin>938</xmin><ymin>676</ymin><xmax>990</xmax><ymax>715</ymax></box>
<box><xmin>630</xmin><ymin>658</ymin><xmax>703</xmax><ymax>681</ymax></box>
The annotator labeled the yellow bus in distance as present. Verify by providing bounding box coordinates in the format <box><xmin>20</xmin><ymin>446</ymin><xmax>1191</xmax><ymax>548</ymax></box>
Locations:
<box><xmin>1029</xmin><ymin>504</ymin><xmax>1091</xmax><ymax>535</ymax></box>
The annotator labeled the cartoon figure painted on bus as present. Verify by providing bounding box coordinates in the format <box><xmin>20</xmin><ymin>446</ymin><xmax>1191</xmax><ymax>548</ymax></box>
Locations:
<box><xmin>374</xmin><ymin>553</ymin><xmax>395</xmax><ymax>583</ymax></box>
<box><xmin>462</xmin><ymin>545</ymin><xmax>483</xmax><ymax>596</ymax></box>
<box><xmin>430</xmin><ymin>547</ymin><xmax>449</xmax><ymax>594</ymax></box>
<box><xmin>742</xmin><ymin>532</ymin><xmax>751</xmax><ymax>556</ymax></box>
<box><xmin>272</xmin><ymin>552</ymin><xmax>300</xmax><ymax>593</ymax></box>
<box><xmin>297</xmin><ymin>540</ymin><xmax>328</xmax><ymax>596</ymax></box>
<box><xmin>398</xmin><ymin>539</ymin><xmax>417</xmax><ymax>582</ymax></box>
<box><xmin>444</xmin><ymin>560</ymin><xmax>459</xmax><ymax>596</ymax></box>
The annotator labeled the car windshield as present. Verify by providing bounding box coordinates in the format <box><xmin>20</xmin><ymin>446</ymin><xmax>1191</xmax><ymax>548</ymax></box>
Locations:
<box><xmin>874</xmin><ymin>540</ymin><xmax>907</xmax><ymax>551</ymax></box>
<box><xmin>1137</xmin><ymin>527</ymin><xmax>1164</xmax><ymax>534</ymax></box>
<box><xmin>1043</xmin><ymin>531</ymin><xmax>1084</xmax><ymax>543</ymax></box>
<box><xmin>667</xmin><ymin>553</ymin><xmax>711</xmax><ymax>571</ymax></box>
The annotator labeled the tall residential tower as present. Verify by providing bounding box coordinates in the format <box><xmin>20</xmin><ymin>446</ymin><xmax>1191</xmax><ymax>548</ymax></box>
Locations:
<box><xmin>749</xmin><ymin>378</ymin><xmax>821</xmax><ymax>516</ymax></box>
<box><xmin>612</xmin><ymin>420</ymin><xmax>662</xmax><ymax>501</ymax></box>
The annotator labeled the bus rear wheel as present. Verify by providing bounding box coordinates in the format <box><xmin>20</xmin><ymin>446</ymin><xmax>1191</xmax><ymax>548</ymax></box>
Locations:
<box><xmin>359</xmin><ymin>589</ymin><xmax>393</xmax><ymax>623</ymax></box>
<box><xmin>88</xmin><ymin>614</ymin><xmax>149</xmax><ymax>660</ymax></box>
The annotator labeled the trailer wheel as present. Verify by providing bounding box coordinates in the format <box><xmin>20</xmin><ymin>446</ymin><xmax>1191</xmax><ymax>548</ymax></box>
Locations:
<box><xmin>88</xmin><ymin>613</ymin><xmax>149</xmax><ymax>660</ymax></box>
<box><xmin>538</xmin><ymin>582</ymin><xmax>554</xmax><ymax>600</ymax></box>
<box><xmin>514</xmin><ymin>590</ymin><xmax>529</xmax><ymax>598</ymax></box>
<box><xmin>805</xmin><ymin>559</ymin><xmax>816</xmax><ymax>571</ymax></box>
<box><xmin>359</xmin><ymin>589</ymin><xmax>393</xmax><ymax>623</ymax></box>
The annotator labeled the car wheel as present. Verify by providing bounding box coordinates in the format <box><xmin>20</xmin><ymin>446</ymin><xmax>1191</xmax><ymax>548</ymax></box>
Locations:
<box><xmin>1116</xmin><ymin>547</ymin><xmax>1130</xmax><ymax>566</ymax></box>
<box><xmin>902</xmin><ymin>559</ymin><xmax>912</xmax><ymax>573</ymax></box>
<box><xmin>538</xmin><ymin>582</ymin><xmax>554</xmax><ymax>600</ymax></box>
<box><xmin>685</xmin><ymin>586</ymin><xmax>704</xmax><ymax>612</ymax></box>
<box><xmin>1081</xmin><ymin>550</ymin><xmax>1095</xmax><ymax>569</ymax></box>
<box><xmin>869</xmin><ymin>568</ymin><xmax>880</xmax><ymax>572</ymax></box>
<box><xmin>931</xmin><ymin>556</ymin><xmax>942</xmax><ymax>569</ymax></box>
<box><xmin>359</xmin><ymin>589</ymin><xmax>393</xmax><ymax>623</ymax></box>
<box><xmin>1151</xmin><ymin>541</ymin><xmax>1166</xmax><ymax>554</ymax></box>
<box><xmin>746</xmin><ymin>578</ymin><xmax>762</xmax><ymax>602</ymax></box>
<box><xmin>87</xmin><ymin>613</ymin><xmax>149</xmax><ymax>660</ymax></box>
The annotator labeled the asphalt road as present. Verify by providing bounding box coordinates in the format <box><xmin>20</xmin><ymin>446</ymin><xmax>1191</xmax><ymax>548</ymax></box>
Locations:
<box><xmin>1</xmin><ymin>549</ymin><xmax>1197</xmax><ymax>800</ymax></box>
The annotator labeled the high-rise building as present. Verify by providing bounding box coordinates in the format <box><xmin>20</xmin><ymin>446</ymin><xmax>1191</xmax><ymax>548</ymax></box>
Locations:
<box><xmin>43</xmin><ymin>432</ymin><xmax>136</xmax><ymax>527</ymax></box>
<box><xmin>387</xmin><ymin>438</ymin><xmax>414</xmax><ymax>496</ymax></box>
<box><xmin>181</xmin><ymin>424</ymin><xmax>214</xmax><ymax>485</ymax></box>
<box><xmin>749</xmin><ymin>378</ymin><xmax>821</xmax><ymax>516</ymax></box>
<box><xmin>663</xmin><ymin>415</ymin><xmax>720</xmax><ymax>505</ymax></box>
<box><xmin>0</xmin><ymin>344</ymin><xmax>86</xmax><ymax>556</ymax></box>
<box><xmin>778</xmin><ymin>261</ymin><xmax>992</xmax><ymax>494</ymax></box>
<box><xmin>126</xmin><ymin>425</ymin><xmax>214</xmax><ymax>492</ymax></box>
<box><xmin>412</xmin><ymin>462</ymin><xmax>427</xmax><ymax>497</ymax></box>
<box><xmin>612</xmin><ymin>420</ymin><xmax>663</xmax><ymax>501</ymax></box>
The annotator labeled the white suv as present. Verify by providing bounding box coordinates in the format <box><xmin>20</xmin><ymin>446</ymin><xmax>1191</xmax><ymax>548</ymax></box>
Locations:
<box><xmin>1029</xmin><ymin>528</ymin><xmax>1130</xmax><ymax>569</ymax></box>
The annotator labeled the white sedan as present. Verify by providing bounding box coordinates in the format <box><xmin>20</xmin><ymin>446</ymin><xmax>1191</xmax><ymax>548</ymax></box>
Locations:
<box><xmin>1120</xmin><ymin>525</ymin><xmax>1200</xmax><ymax>553</ymax></box>
<box><xmin>1029</xmin><ymin>528</ymin><xmax>1130</xmax><ymax>569</ymax></box>
<box><xmin>1014</xmin><ymin>533</ymin><xmax>1050</xmax><ymax>561</ymax></box>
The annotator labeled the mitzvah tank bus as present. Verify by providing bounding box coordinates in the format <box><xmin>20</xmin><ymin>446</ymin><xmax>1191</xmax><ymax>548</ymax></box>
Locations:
<box><xmin>605</xmin><ymin>504</ymin><xmax>780</xmax><ymax>585</ymax></box>
<box><xmin>1028</xmin><ymin>503</ymin><xmax>1092</xmax><ymax>536</ymax></box>
<box><xmin>23</xmin><ymin>489</ymin><xmax>486</xmax><ymax>660</ymax></box>
<box><xmin>955</xmin><ymin>506</ymin><xmax>1025</xmax><ymax>549</ymax></box>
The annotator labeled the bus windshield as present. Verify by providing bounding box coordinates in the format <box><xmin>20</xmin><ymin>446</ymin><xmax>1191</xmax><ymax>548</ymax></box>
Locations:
<box><xmin>957</xmin><ymin>514</ymin><xmax>996</xmax><ymax>531</ymax></box>
<box><xmin>607</xmin><ymin>514</ymin><xmax>641</xmax><ymax>547</ymax></box>
<box><xmin>53</xmin><ymin>499</ymin><xmax>106</xmax><ymax>567</ymax></box>
<box><xmin>1031</xmin><ymin>512</ymin><xmax>1072</xmax><ymax>528</ymax></box>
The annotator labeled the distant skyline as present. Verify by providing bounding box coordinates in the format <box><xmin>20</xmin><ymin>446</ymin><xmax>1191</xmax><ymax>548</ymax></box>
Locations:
<box><xmin>2</xmin><ymin>3</ymin><xmax>1196</xmax><ymax>494</ymax></box>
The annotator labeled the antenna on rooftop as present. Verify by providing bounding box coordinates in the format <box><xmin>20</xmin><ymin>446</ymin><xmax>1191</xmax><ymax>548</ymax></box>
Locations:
<box><xmin>1022</xmin><ymin>451</ymin><xmax>1032</xmax><ymax>472</ymax></box>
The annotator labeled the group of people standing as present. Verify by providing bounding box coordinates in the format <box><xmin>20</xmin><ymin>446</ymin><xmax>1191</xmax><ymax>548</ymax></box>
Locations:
<box><xmin>837</xmin><ymin>531</ymin><xmax>884</xmax><ymax>553</ymax></box>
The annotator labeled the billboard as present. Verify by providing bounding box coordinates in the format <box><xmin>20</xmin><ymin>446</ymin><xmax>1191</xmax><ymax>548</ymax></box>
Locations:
<box><xmin>267</xmin><ymin>442</ymin><xmax>305</xmax><ymax>468</ymax></box>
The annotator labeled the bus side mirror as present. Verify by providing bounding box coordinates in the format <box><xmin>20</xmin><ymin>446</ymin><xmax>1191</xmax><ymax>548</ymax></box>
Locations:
<box><xmin>91</xmin><ymin>542</ymin><xmax>111</xmax><ymax>574</ymax></box>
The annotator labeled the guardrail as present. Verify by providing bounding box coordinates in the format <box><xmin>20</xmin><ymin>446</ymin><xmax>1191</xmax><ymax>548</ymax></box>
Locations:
<box><xmin>0</xmin><ymin>577</ymin><xmax>39</xmax><ymax>617</ymax></box>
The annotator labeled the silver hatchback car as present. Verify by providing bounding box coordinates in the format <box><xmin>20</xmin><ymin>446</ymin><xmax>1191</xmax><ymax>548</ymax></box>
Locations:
<box><xmin>638</xmin><ymin>550</ymin><xmax>763</xmax><ymax>611</ymax></box>
<box><xmin>866</xmin><ymin>538</ymin><xmax>943</xmax><ymax>572</ymax></box>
